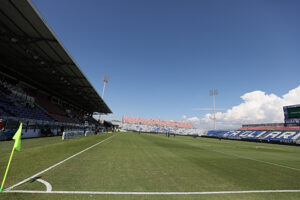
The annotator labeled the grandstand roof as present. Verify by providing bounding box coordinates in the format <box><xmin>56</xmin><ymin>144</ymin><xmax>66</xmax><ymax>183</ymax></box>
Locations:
<box><xmin>0</xmin><ymin>0</ymin><xmax>112</xmax><ymax>114</ymax></box>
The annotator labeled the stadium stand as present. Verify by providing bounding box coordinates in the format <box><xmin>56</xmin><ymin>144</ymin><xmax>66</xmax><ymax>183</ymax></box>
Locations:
<box><xmin>205</xmin><ymin>130</ymin><xmax>300</xmax><ymax>144</ymax></box>
<box><xmin>239</xmin><ymin>125</ymin><xmax>300</xmax><ymax>131</ymax></box>
<box><xmin>0</xmin><ymin>0</ymin><xmax>112</xmax><ymax>139</ymax></box>
<box><xmin>34</xmin><ymin>95</ymin><xmax>76</xmax><ymax>123</ymax></box>
<box><xmin>122</xmin><ymin>116</ymin><xmax>201</xmax><ymax>135</ymax></box>
<box><xmin>205</xmin><ymin>107</ymin><xmax>300</xmax><ymax>145</ymax></box>
<box><xmin>123</xmin><ymin>116</ymin><xmax>194</xmax><ymax>129</ymax></box>
<box><xmin>0</xmin><ymin>87</ymin><xmax>53</xmax><ymax>122</ymax></box>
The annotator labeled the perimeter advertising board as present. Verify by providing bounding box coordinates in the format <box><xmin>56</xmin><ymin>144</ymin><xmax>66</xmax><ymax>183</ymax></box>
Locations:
<box><xmin>283</xmin><ymin>104</ymin><xmax>300</xmax><ymax>124</ymax></box>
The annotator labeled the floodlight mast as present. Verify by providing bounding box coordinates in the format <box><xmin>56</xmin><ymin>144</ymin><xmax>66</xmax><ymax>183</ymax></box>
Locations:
<box><xmin>102</xmin><ymin>74</ymin><xmax>109</xmax><ymax>99</ymax></box>
<box><xmin>98</xmin><ymin>75</ymin><xmax>109</xmax><ymax>122</ymax></box>
<box><xmin>210</xmin><ymin>89</ymin><xmax>218</xmax><ymax>130</ymax></box>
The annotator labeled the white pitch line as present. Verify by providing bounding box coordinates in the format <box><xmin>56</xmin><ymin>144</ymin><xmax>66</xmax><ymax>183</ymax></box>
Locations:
<box><xmin>4</xmin><ymin>189</ymin><xmax>300</xmax><ymax>195</ymax></box>
<box><xmin>5</xmin><ymin>135</ymin><xmax>115</xmax><ymax>191</ymax></box>
<box><xmin>36</xmin><ymin>179</ymin><xmax>52</xmax><ymax>192</ymax></box>
<box><xmin>210</xmin><ymin>149</ymin><xmax>300</xmax><ymax>172</ymax></box>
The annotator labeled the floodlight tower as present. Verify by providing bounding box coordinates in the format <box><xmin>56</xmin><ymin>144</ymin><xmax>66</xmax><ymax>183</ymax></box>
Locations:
<box><xmin>210</xmin><ymin>89</ymin><xmax>218</xmax><ymax>130</ymax></box>
<box><xmin>98</xmin><ymin>75</ymin><xmax>109</xmax><ymax>122</ymax></box>
<box><xmin>102</xmin><ymin>74</ymin><xmax>109</xmax><ymax>99</ymax></box>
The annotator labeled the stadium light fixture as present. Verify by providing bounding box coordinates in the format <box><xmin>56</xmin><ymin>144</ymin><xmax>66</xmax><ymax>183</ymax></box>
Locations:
<box><xmin>102</xmin><ymin>74</ymin><xmax>109</xmax><ymax>99</ymax></box>
<box><xmin>98</xmin><ymin>74</ymin><xmax>109</xmax><ymax>122</ymax></box>
<box><xmin>209</xmin><ymin>89</ymin><xmax>218</xmax><ymax>130</ymax></box>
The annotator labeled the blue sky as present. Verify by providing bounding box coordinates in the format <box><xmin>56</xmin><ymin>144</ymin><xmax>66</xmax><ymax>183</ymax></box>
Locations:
<box><xmin>32</xmin><ymin>0</ymin><xmax>300</xmax><ymax>125</ymax></box>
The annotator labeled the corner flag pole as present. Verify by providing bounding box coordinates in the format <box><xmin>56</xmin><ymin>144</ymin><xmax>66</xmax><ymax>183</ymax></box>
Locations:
<box><xmin>0</xmin><ymin>146</ymin><xmax>16</xmax><ymax>192</ymax></box>
<box><xmin>0</xmin><ymin>123</ymin><xmax>22</xmax><ymax>193</ymax></box>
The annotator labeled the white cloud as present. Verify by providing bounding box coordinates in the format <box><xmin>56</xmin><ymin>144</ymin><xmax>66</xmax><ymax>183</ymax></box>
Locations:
<box><xmin>183</xmin><ymin>85</ymin><xmax>300</xmax><ymax>130</ymax></box>
<box><xmin>187</xmin><ymin>116</ymin><xmax>200</xmax><ymax>122</ymax></box>
<box><xmin>193</xmin><ymin>108</ymin><xmax>225</xmax><ymax>111</ymax></box>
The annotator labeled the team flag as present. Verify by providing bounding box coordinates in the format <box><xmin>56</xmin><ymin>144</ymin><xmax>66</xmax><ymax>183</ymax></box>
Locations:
<box><xmin>0</xmin><ymin>123</ymin><xmax>23</xmax><ymax>193</ymax></box>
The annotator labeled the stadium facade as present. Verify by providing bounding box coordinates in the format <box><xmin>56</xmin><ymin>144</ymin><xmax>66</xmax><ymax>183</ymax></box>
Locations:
<box><xmin>0</xmin><ymin>0</ymin><xmax>111</xmax><ymax>140</ymax></box>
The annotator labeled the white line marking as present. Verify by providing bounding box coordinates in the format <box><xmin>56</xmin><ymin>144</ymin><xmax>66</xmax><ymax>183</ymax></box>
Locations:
<box><xmin>5</xmin><ymin>135</ymin><xmax>115</xmax><ymax>191</ymax></box>
<box><xmin>4</xmin><ymin>189</ymin><xmax>300</xmax><ymax>195</ymax></box>
<box><xmin>211</xmin><ymin>149</ymin><xmax>300</xmax><ymax>172</ymax></box>
<box><xmin>36</xmin><ymin>179</ymin><xmax>52</xmax><ymax>192</ymax></box>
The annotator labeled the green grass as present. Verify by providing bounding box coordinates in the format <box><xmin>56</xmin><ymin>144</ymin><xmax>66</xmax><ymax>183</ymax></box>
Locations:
<box><xmin>0</xmin><ymin>133</ymin><xmax>300</xmax><ymax>200</ymax></box>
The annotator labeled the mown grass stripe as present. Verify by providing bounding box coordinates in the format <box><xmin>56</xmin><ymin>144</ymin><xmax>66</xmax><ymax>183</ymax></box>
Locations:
<box><xmin>5</xmin><ymin>135</ymin><xmax>115</xmax><ymax>191</ymax></box>
<box><xmin>4</xmin><ymin>189</ymin><xmax>300</xmax><ymax>195</ymax></box>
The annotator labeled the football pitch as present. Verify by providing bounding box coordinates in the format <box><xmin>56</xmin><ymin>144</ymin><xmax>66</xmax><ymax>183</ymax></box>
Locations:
<box><xmin>0</xmin><ymin>133</ymin><xmax>300</xmax><ymax>200</ymax></box>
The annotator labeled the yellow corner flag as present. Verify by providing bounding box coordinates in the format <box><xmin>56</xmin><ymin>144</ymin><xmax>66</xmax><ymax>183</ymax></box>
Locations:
<box><xmin>0</xmin><ymin>123</ymin><xmax>23</xmax><ymax>193</ymax></box>
<box><xmin>13</xmin><ymin>123</ymin><xmax>22</xmax><ymax>151</ymax></box>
